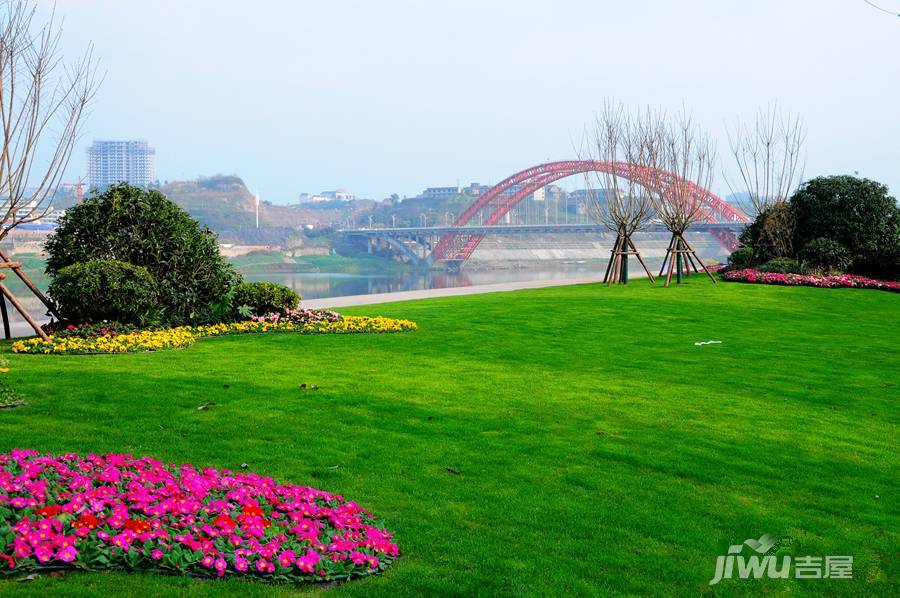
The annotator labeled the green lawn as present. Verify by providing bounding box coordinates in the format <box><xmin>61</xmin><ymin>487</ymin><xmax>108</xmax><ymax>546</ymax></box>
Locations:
<box><xmin>0</xmin><ymin>280</ymin><xmax>897</xmax><ymax>596</ymax></box>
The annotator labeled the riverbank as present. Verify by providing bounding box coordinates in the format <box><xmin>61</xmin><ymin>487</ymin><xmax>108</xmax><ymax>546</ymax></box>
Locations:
<box><xmin>302</xmin><ymin>273</ymin><xmax>631</xmax><ymax>308</ymax></box>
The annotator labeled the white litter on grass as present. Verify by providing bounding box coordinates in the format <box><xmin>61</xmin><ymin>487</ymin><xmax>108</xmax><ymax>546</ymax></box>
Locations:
<box><xmin>694</xmin><ymin>340</ymin><xmax>723</xmax><ymax>346</ymax></box>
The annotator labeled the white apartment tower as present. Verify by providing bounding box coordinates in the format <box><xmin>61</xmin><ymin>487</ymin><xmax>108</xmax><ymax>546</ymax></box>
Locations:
<box><xmin>87</xmin><ymin>140</ymin><xmax>156</xmax><ymax>190</ymax></box>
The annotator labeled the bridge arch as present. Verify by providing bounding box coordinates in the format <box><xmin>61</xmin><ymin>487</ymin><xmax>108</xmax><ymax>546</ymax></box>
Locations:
<box><xmin>430</xmin><ymin>160</ymin><xmax>747</xmax><ymax>263</ymax></box>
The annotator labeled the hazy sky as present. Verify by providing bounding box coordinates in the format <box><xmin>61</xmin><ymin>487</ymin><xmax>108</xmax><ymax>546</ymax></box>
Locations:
<box><xmin>48</xmin><ymin>0</ymin><xmax>900</xmax><ymax>204</ymax></box>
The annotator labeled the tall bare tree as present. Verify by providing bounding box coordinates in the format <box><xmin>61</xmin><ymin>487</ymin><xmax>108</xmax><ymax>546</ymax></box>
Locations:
<box><xmin>581</xmin><ymin>100</ymin><xmax>655</xmax><ymax>284</ymax></box>
<box><xmin>0</xmin><ymin>1</ymin><xmax>100</xmax><ymax>339</ymax></box>
<box><xmin>642</xmin><ymin>108</ymin><xmax>718</xmax><ymax>285</ymax></box>
<box><xmin>726</xmin><ymin>105</ymin><xmax>805</xmax><ymax>258</ymax></box>
<box><xmin>0</xmin><ymin>0</ymin><xmax>100</xmax><ymax>237</ymax></box>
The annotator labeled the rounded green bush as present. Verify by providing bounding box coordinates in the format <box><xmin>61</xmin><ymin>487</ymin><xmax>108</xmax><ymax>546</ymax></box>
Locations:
<box><xmin>48</xmin><ymin>259</ymin><xmax>160</xmax><ymax>326</ymax></box>
<box><xmin>727</xmin><ymin>247</ymin><xmax>755</xmax><ymax>269</ymax></box>
<box><xmin>758</xmin><ymin>257</ymin><xmax>804</xmax><ymax>274</ymax></box>
<box><xmin>45</xmin><ymin>184</ymin><xmax>240</xmax><ymax>325</ymax></box>
<box><xmin>799</xmin><ymin>237</ymin><xmax>849</xmax><ymax>274</ymax></box>
<box><xmin>790</xmin><ymin>175</ymin><xmax>899</xmax><ymax>278</ymax></box>
<box><xmin>232</xmin><ymin>281</ymin><xmax>300</xmax><ymax>318</ymax></box>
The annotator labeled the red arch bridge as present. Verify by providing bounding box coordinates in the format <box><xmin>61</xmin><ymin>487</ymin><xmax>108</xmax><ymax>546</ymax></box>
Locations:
<box><xmin>343</xmin><ymin>160</ymin><xmax>749</xmax><ymax>267</ymax></box>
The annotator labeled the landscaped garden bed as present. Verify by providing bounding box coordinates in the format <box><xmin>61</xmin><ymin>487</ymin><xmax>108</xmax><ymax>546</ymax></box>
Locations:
<box><xmin>0</xmin><ymin>449</ymin><xmax>398</xmax><ymax>583</ymax></box>
<box><xmin>723</xmin><ymin>268</ymin><xmax>900</xmax><ymax>292</ymax></box>
<box><xmin>11</xmin><ymin>310</ymin><xmax>417</xmax><ymax>355</ymax></box>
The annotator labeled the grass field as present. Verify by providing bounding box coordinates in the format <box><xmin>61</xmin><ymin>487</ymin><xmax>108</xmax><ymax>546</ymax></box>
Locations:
<box><xmin>0</xmin><ymin>280</ymin><xmax>897</xmax><ymax>596</ymax></box>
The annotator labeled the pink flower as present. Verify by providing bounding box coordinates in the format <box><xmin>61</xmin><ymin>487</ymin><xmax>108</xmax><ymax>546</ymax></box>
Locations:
<box><xmin>277</xmin><ymin>550</ymin><xmax>296</xmax><ymax>568</ymax></box>
<box><xmin>256</xmin><ymin>558</ymin><xmax>274</xmax><ymax>573</ymax></box>
<box><xmin>234</xmin><ymin>556</ymin><xmax>249</xmax><ymax>571</ymax></box>
<box><xmin>151</xmin><ymin>549</ymin><xmax>163</xmax><ymax>560</ymax></box>
<box><xmin>56</xmin><ymin>545</ymin><xmax>78</xmax><ymax>562</ymax></box>
<box><xmin>34</xmin><ymin>545</ymin><xmax>54</xmax><ymax>563</ymax></box>
<box><xmin>200</xmin><ymin>554</ymin><xmax>215</xmax><ymax>568</ymax></box>
<box><xmin>349</xmin><ymin>550</ymin><xmax>366</xmax><ymax>565</ymax></box>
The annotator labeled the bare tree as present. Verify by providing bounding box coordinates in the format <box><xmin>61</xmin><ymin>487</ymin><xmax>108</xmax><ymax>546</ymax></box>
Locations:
<box><xmin>0</xmin><ymin>1</ymin><xmax>100</xmax><ymax>340</ymax></box>
<box><xmin>726</xmin><ymin>104</ymin><xmax>805</xmax><ymax>258</ymax></box>
<box><xmin>643</xmin><ymin>108</ymin><xmax>718</xmax><ymax>285</ymax></box>
<box><xmin>0</xmin><ymin>0</ymin><xmax>100</xmax><ymax>238</ymax></box>
<box><xmin>580</xmin><ymin>100</ymin><xmax>655</xmax><ymax>284</ymax></box>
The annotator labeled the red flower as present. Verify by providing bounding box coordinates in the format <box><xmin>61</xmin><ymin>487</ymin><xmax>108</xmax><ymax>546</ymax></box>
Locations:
<box><xmin>124</xmin><ymin>519</ymin><xmax>152</xmax><ymax>533</ymax></box>
<box><xmin>73</xmin><ymin>514</ymin><xmax>100</xmax><ymax>530</ymax></box>
<box><xmin>214</xmin><ymin>515</ymin><xmax>237</xmax><ymax>530</ymax></box>
<box><xmin>242</xmin><ymin>505</ymin><xmax>263</xmax><ymax>518</ymax></box>
<box><xmin>34</xmin><ymin>505</ymin><xmax>61</xmax><ymax>517</ymax></box>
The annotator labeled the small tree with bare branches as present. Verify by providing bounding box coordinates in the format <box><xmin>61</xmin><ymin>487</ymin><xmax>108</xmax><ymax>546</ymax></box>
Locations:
<box><xmin>0</xmin><ymin>0</ymin><xmax>100</xmax><ymax>339</ymax></box>
<box><xmin>581</xmin><ymin>100</ymin><xmax>655</xmax><ymax>285</ymax></box>
<box><xmin>642</xmin><ymin>109</ymin><xmax>718</xmax><ymax>285</ymax></box>
<box><xmin>726</xmin><ymin>105</ymin><xmax>805</xmax><ymax>260</ymax></box>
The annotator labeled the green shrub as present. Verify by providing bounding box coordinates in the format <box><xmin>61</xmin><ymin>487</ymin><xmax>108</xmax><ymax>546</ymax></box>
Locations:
<box><xmin>739</xmin><ymin>202</ymin><xmax>796</xmax><ymax>262</ymax></box>
<box><xmin>48</xmin><ymin>260</ymin><xmax>160</xmax><ymax>326</ymax></box>
<box><xmin>727</xmin><ymin>247</ymin><xmax>755</xmax><ymax>269</ymax></box>
<box><xmin>799</xmin><ymin>237</ymin><xmax>849</xmax><ymax>274</ymax></box>
<box><xmin>790</xmin><ymin>176</ymin><xmax>899</xmax><ymax>278</ymax></box>
<box><xmin>45</xmin><ymin>184</ymin><xmax>240</xmax><ymax>325</ymax></box>
<box><xmin>758</xmin><ymin>257</ymin><xmax>804</xmax><ymax>274</ymax></box>
<box><xmin>231</xmin><ymin>282</ymin><xmax>300</xmax><ymax>318</ymax></box>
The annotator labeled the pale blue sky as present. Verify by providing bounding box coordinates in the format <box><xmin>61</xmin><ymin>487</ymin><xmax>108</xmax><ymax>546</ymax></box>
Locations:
<box><xmin>50</xmin><ymin>0</ymin><xmax>900</xmax><ymax>203</ymax></box>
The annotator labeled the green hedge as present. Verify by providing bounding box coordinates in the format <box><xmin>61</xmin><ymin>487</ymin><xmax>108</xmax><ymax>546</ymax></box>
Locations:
<box><xmin>231</xmin><ymin>281</ymin><xmax>300</xmax><ymax>318</ymax></box>
<box><xmin>48</xmin><ymin>259</ymin><xmax>160</xmax><ymax>326</ymax></box>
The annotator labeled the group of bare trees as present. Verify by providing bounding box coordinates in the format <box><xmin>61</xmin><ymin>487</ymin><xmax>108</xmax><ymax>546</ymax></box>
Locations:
<box><xmin>582</xmin><ymin>100</ymin><xmax>805</xmax><ymax>285</ymax></box>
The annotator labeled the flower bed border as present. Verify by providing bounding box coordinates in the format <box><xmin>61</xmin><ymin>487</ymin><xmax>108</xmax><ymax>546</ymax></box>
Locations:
<box><xmin>10</xmin><ymin>315</ymin><xmax>417</xmax><ymax>355</ymax></box>
<box><xmin>722</xmin><ymin>268</ymin><xmax>899</xmax><ymax>293</ymax></box>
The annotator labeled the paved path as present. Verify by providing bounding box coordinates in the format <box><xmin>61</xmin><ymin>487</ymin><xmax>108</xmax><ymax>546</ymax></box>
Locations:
<box><xmin>302</xmin><ymin>274</ymin><xmax>615</xmax><ymax>309</ymax></box>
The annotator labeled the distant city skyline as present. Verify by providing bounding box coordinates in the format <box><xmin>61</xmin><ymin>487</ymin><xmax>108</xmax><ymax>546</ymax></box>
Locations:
<box><xmin>47</xmin><ymin>0</ymin><xmax>900</xmax><ymax>204</ymax></box>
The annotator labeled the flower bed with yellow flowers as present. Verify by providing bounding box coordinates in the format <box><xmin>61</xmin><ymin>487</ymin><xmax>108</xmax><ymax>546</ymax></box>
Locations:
<box><xmin>192</xmin><ymin>315</ymin><xmax>418</xmax><ymax>338</ymax></box>
<box><xmin>11</xmin><ymin>313</ymin><xmax>416</xmax><ymax>355</ymax></box>
<box><xmin>11</xmin><ymin>328</ymin><xmax>198</xmax><ymax>355</ymax></box>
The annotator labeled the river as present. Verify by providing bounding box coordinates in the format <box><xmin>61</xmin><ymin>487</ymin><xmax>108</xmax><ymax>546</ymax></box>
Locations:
<box><xmin>240</xmin><ymin>263</ymin><xmax>614</xmax><ymax>301</ymax></box>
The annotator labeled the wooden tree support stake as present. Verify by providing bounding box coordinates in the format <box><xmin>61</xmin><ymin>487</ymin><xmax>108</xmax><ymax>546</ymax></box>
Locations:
<box><xmin>0</xmin><ymin>279</ymin><xmax>50</xmax><ymax>340</ymax></box>
<box><xmin>0</xmin><ymin>249</ymin><xmax>59</xmax><ymax>340</ymax></box>
<box><xmin>604</xmin><ymin>233</ymin><xmax>655</xmax><ymax>285</ymax></box>
<box><xmin>659</xmin><ymin>232</ymin><xmax>718</xmax><ymax>287</ymax></box>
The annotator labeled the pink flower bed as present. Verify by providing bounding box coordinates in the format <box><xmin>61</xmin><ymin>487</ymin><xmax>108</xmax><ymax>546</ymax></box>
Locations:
<box><xmin>723</xmin><ymin>269</ymin><xmax>900</xmax><ymax>292</ymax></box>
<box><xmin>252</xmin><ymin>307</ymin><xmax>343</xmax><ymax>325</ymax></box>
<box><xmin>0</xmin><ymin>450</ymin><xmax>397</xmax><ymax>583</ymax></box>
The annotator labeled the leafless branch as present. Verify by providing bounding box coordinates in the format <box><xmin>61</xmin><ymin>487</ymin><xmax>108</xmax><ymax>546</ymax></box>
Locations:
<box><xmin>725</xmin><ymin>104</ymin><xmax>806</xmax><ymax>218</ymax></box>
<box><xmin>644</xmin><ymin>107</ymin><xmax>716</xmax><ymax>234</ymax></box>
<box><xmin>579</xmin><ymin>99</ymin><xmax>653</xmax><ymax>236</ymax></box>
<box><xmin>0</xmin><ymin>0</ymin><xmax>101</xmax><ymax>238</ymax></box>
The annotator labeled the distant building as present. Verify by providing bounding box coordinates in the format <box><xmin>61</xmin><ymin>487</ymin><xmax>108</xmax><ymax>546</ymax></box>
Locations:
<box><xmin>87</xmin><ymin>140</ymin><xmax>156</xmax><ymax>190</ymax></box>
<box><xmin>299</xmin><ymin>188</ymin><xmax>356</xmax><ymax>203</ymax></box>
<box><xmin>41</xmin><ymin>208</ymin><xmax>66</xmax><ymax>226</ymax></box>
<box><xmin>463</xmin><ymin>183</ymin><xmax>491</xmax><ymax>196</ymax></box>
<box><xmin>421</xmin><ymin>186</ymin><xmax>462</xmax><ymax>199</ymax></box>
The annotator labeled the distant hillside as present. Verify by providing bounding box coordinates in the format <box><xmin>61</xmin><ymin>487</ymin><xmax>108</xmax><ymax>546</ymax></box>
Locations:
<box><xmin>157</xmin><ymin>175</ymin><xmax>341</xmax><ymax>243</ymax></box>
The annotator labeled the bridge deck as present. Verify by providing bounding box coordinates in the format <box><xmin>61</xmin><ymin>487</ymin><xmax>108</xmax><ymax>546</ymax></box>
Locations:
<box><xmin>342</xmin><ymin>223</ymin><xmax>745</xmax><ymax>236</ymax></box>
